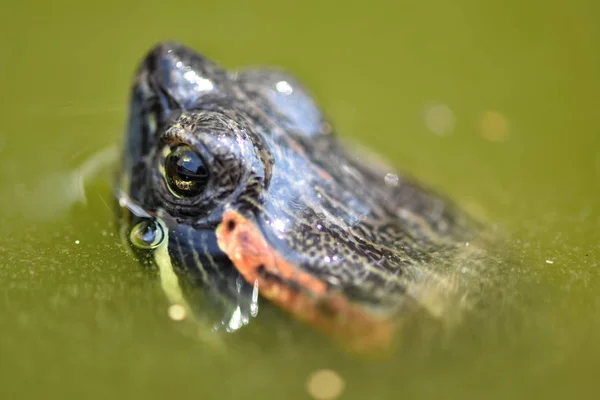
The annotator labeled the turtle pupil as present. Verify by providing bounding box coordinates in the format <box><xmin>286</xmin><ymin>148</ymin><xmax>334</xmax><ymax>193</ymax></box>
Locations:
<box><xmin>165</xmin><ymin>146</ymin><xmax>209</xmax><ymax>196</ymax></box>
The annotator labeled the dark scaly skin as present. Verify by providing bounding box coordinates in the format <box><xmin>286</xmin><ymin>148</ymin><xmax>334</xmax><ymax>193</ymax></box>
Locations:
<box><xmin>117</xmin><ymin>42</ymin><xmax>475</xmax><ymax>337</ymax></box>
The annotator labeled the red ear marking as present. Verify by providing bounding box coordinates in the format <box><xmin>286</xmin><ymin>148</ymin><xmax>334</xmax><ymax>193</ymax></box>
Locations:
<box><xmin>216</xmin><ymin>209</ymin><xmax>396</xmax><ymax>355</ymax></box>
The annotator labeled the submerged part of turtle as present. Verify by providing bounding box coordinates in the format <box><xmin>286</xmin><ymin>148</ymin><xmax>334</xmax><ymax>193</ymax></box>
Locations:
<box><xmin>116</xmin><ymin>42</ymin><xmax>481</xmax><ymax>352</ymax></box>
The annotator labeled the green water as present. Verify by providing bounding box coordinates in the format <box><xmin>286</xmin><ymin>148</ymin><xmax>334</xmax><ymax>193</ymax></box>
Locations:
<box><xmin>1</xmin><ymin>0</ymin><xmax>598</xmax><ymax>398</ymax></box>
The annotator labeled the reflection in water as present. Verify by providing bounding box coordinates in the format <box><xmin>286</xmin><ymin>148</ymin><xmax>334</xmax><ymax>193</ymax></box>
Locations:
<box><xmin>9</xmin><ymin>145</ymin><xmax>118</xmax><ymax>221</ymax></box>
<box><xmin>129</xmin><ymin>219</ymin><xmax>165</xmax><ymax>250</ymax></box>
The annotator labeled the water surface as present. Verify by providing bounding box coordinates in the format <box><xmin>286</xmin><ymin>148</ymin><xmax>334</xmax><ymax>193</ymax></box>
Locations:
<box><xmin>1</xmin><ymin>1</ymin><xmax>598</xmax><ymax>399</ymax></box>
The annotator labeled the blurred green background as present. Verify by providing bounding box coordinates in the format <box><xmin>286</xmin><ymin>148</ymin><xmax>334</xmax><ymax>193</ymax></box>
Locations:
<box><xmin>0</xmin><ymin>0</ymin><xmax>598</xmax><ymax>399</ymax></box>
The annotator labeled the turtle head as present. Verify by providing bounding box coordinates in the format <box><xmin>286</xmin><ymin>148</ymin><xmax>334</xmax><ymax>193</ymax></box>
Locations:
<box><xmin>117</xmin><ymin>43</ymin><xmax>272</xmax><ymax>331</ymax></box>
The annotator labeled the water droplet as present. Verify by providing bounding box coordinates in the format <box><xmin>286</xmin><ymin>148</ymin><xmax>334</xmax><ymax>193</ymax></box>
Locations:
<box><xmin>129</xmin><ymin>219</ymin><xmax>164</xmax><ymax>249</ymax></box>
<box><xmin>384</xmin><ymin>172</ymin><xmax>399</xmax><ymax>187</ymax></box>
<box><xmin>183</xmin><ymin>70</ymin><xmax>214</xmax><ymax>92</ymax></box>
<box><xmin>250</xmin><ymin>280</ymin><xmax>260</xmax><ymax>317</ymax></box>
<box><xmin>275</xmin><ymin>80</ymin><xmax>293</xmax><ymax>95</ymax></box>
<box><xmin>75</xmin><ymin>240</ymin><xmax>80</xmax><ymax>245</ymax></box>
<box><xmin>273</xmin><ymin>218</ymin><xmax>286</xmax><ymax>232</ymax></box>
<box><xmin>225</xmin><ymin>306</ymin><xmax>245</xmax><ymax>332</ymax></box>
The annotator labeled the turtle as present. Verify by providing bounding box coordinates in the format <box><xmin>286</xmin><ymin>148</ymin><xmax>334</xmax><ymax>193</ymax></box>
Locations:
<box><xmin>116</xmin><ymin>42</ymin><xmax>478</xmax><ymax>353</ymax></box>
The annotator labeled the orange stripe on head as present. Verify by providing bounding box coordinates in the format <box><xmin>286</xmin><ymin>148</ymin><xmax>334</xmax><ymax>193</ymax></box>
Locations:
<box><xmin>216</xmin><ymin>209</ymin><xmax>396</xmax><ymax>354</ymax></box>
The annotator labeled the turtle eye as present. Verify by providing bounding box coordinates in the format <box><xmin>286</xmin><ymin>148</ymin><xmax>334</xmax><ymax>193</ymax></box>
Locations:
<box><xmin>164</xmin><ymin>145</ymin><xmax>210</xmax><ymax>197</ymax></box>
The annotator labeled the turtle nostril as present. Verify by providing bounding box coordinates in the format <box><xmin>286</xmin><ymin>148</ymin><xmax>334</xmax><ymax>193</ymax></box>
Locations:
<box><xmin>226</xmin><ymin>219</ymin><xmax>236</xmax><ymax>232</ymax></box>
